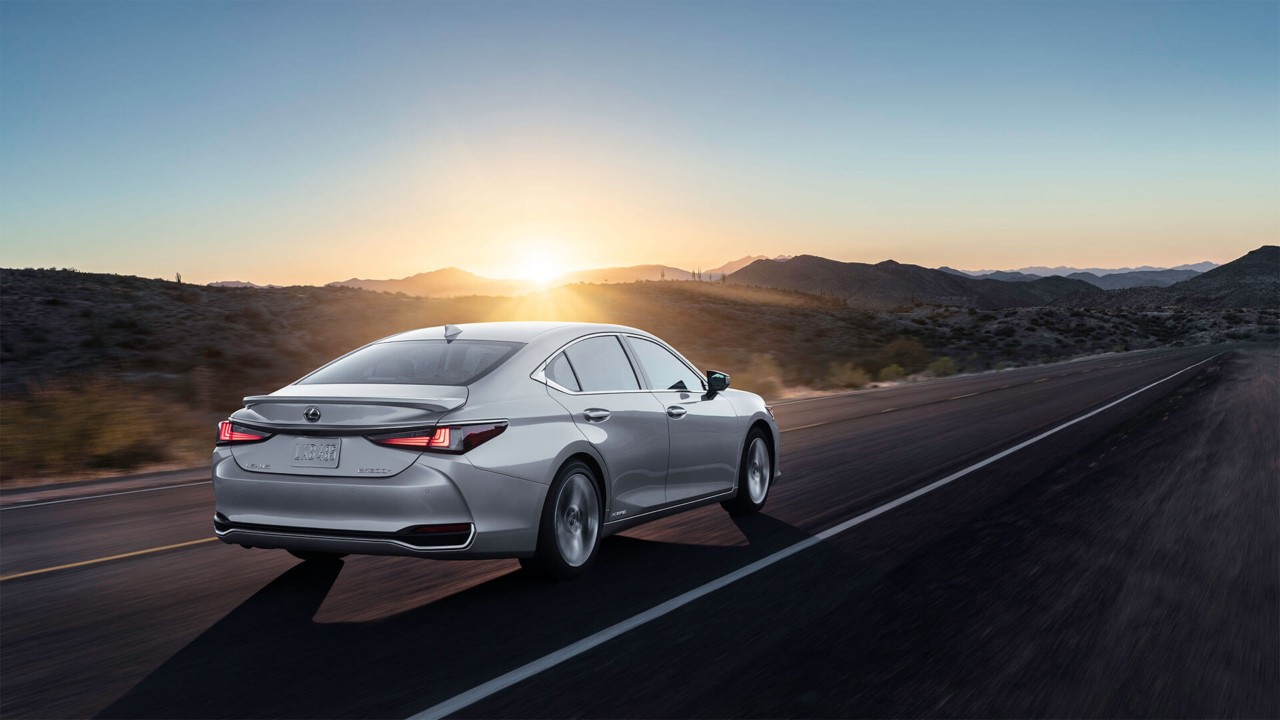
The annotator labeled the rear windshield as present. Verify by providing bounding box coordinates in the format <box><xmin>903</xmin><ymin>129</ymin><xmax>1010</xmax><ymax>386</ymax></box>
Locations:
<box><xmin>298</xmin><ymin>340</ymin><xmax>523</xmax><ymax>386</ymax></box>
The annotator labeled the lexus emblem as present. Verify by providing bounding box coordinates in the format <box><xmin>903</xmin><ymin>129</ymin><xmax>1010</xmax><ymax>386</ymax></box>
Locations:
<box><xmin>303</xmin><ymin>406</ymin><xmax>321</xmax><ymax>423</ymax></box>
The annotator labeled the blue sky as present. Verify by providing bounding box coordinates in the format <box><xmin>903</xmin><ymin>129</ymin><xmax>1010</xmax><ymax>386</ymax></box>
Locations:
<box><xmin>1</xmin><ymin>1</ymin><xmax>1276</xmax><ymax>283</ymax></box>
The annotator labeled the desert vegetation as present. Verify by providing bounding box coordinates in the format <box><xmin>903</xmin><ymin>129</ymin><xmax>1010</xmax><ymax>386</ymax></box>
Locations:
<box><xmin>2</xmin><ymin>268</ymin><xmax>1274</xmax><ymax>483</ymax></box>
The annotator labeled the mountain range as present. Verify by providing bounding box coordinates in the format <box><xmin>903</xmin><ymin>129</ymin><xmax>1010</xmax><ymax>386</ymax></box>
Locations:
<box><xmin>1054</xmin><ymin>246</ymin><xmax>1279</xmax><ymax>309</ymax></box>
<box><xmin>734</xmin><ymin>247</ymin><xmax>1274</xmax><ymax>309</ymax></box>
<box><xmin>210</xmin><ymin>248</ymin><xmax>1274</xmax><ymax>309</ymax></box>
<box><xmin>938</xmin><ymin>266</ymin><xmax>1205</xmax><ymax>289</ymax></box>
<box><xmin>728</xmin><ymin>256</ymin><xmax>1095</xmax><ymax>309</ymax></box>
<box><xmin>953</xmin><ymin>261</ymin><xmax>1219</xmax><ymax>277</ymax></box>
<box><xmin>325</xmin><ymin>255</ymin><xmax>784</xmax><ymax>296</ymax></box>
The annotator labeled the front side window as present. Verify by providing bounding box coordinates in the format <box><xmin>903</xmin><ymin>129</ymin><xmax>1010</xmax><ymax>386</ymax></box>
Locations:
<box><xmin>563</xmin><ymin>336</ymin><xmax>639</xmax><ymax>392</ymax></box>
<box><xmin>627</xmin><ymin>337</ymin><xmax>704</xmax><ymax>392</ymax></box>
<box><xmin>298</xmin><ymin>340</ymin><xmax>522</xmax><ymax>386</ymax></box>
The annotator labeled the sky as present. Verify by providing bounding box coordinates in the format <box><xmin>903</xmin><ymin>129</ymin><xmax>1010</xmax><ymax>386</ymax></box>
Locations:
<box><xmin>1</xmin><ymin>1</ymin><xmax>1276</xmax><ymax>285</ymax></box>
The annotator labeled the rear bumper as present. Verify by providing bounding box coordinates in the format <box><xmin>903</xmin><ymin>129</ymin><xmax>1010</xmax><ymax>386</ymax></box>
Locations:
<box><xmin>211</xmin><ymin>448</ymin><xmax>546</xmax><ymax>559</ymax></box>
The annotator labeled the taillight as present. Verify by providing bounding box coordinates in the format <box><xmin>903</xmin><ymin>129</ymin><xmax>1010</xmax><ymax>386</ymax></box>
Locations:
<box><xmin>369</xmin><ymin>423</ymin><xmax>507</xmax><ymax>454</ymax></box>
<box><xmin>217</xmin><ymin>421</ymin><xmax>272</xmax><ymax>445</ymax></box>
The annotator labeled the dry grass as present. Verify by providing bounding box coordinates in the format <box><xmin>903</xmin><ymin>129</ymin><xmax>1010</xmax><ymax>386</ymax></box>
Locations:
<box><xmin>0</xmin><ymin>376</ymin><xmax>210</xmax><ymax>483</ymax></box>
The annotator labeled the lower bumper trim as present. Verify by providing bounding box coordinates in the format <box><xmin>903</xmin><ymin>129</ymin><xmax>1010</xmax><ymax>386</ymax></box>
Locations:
<box><xmin>213</xmin><ymin>519</ymin><xmax>474</xmax><ymax>550</ymax></box>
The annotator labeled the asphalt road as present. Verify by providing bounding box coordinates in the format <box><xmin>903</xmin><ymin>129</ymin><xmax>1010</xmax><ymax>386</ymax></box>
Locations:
<box><xmin>1</xmin><ymin>345</ymin><xmax>1275</xmax><ymax>719</ymax></box>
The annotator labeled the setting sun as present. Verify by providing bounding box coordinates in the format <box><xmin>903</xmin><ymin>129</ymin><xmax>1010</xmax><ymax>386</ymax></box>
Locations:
<box><xmin>502</xmin><ymin>239</ymin><xmax>568</xmax><ymax>285</ymax></box>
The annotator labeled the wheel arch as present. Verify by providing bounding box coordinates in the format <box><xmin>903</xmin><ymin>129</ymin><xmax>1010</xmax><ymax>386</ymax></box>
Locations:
<box><xmin>745</xmin><ymin>418</ymin><xmax>780</xmax><ymax>482</ymax></box>
<box><xmin>561</xmin><ymin>451</ymin><xmax>608</xmax><ymax>516</ymax></box>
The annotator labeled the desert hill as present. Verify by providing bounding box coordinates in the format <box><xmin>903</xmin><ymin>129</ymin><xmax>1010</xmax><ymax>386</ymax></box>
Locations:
<box><xmin>727</xmin><ymin>255</ymin><xmax>1094</xmax><ymax>309</ymax></box>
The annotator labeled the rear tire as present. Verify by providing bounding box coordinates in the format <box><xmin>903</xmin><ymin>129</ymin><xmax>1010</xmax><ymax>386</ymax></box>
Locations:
<box><xmin>288</xmin><ymin>550</ymin><xmax>347</xmax><ymax>563</ymax></box>
<box><xmin>722</xmin><ymin>429</ymin><xmax>773</xmax><ymax>516</ymax></box>
<box><xmin>520</xmin><ymin>460</ymin><xmax>602</xmax><ymax>580</ymax></box>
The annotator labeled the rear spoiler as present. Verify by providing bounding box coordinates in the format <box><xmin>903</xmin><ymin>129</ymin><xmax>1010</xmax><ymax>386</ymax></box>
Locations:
<box><xmin>241</xmin><ymin>395</ymin><xmax>466</xmax><ymax>413</ymax></box>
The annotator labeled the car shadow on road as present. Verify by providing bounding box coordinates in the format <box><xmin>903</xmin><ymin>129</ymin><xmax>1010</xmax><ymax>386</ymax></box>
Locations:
<box><xmin>96</xmin><ymin>513</ymin><xmax>840</xmax><ymax>719</ymax></box>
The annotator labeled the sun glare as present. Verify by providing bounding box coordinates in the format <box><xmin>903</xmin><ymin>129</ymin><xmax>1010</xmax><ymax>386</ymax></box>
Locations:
<box><xmin>517</xmin><ymin>257</ymin><xmax>563</xmax><ymax>285</ymax></box>
<box><xmin>504</xmin><ymin>238</ymin><xmax>568</xmax><ymax>285</ymax></box>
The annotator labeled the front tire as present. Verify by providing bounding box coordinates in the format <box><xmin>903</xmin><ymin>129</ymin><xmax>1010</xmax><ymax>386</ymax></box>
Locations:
<box><xmin>521</xmin><ymin>460</ymin><xmax>602</xmax><ymax>580</ymax></box>
<box><xmin>723</xmin><ymin>429</ymin><xmax>773</xmax><ymax>516</ymax></box>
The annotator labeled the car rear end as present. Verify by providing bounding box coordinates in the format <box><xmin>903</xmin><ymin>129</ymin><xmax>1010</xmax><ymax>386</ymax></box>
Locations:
<box><xmin>212</xmin><ymin>337</ymin><xmax>547</xmax><ymax>558</ymax></box>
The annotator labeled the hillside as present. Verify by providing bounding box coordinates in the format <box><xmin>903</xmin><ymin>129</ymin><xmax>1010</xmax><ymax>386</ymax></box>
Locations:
<box><xmin>1058</xmin><ymin>246</ymin><xmax>1279</xmax><ymax>309</ymax></box>
<box><xmin>3</xmin><ymin>267</ymin><xmax>1273</xmax><ymax>481</ymax></box>
<box><xmin>943</xmin><ymin>268</ymin><xmax>1203</xmax><ymax>288</ymax></box>
<box><xmin>1066</xmin><ymin>269</ymin><xmax>1201</xmax><ymax>290</ymax></box>
<box><xmin>559</xmin><ymin>265</ymin><xmax>692</xmax><ymax>284</ymax></box>
<box><xmin>329</xmin><ymin>267</ymin><xmax>529</xmax><ymax>297</ymax></box>
<box><xmin>728</xmin><ymin>255</ymin><xmax>1095</xmax><ymax>309</ymax></box>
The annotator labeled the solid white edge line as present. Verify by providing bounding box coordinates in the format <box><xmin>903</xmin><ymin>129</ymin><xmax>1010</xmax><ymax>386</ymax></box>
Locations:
<box><xmin>0</xmin><ymin>481</ymin><xmax>212</xmax><ymax>511</ymax></box>
<box><xmin>409</xmin><ymin>350</ymin><xmax>1222</xmax><ymax>720</ymax></box>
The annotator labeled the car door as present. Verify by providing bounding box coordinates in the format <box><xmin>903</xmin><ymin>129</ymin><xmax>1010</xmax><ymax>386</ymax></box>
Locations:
<box><xmin>623</xmin><ymin>335</ymin><xmax>739</xmax><ymax>504</ymax></box>
<box><xmin>544</xmin><ymin>335</ymin><xmax>670</xmax><ymax>520</ymax></box>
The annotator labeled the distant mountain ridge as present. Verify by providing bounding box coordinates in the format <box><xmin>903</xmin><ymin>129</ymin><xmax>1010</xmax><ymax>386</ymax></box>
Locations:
<box><xmin>1064</xmin><ymin>269</ymin><xmax>1203</xmax><ymax>290</ymax></box>
<box><xmin>1056</xmin><ymin>246</ymin><xmax>1278</xmax><ymax>308</ymax></box>
<box><xmin>727</xmin><ymin>255</ymin><xmax>1094</xmax><ymax>309</ymax></box>
<box><xmin>214</xmin><ymin>250</ymin><xmax>1262</xmax><ymax>308</ymax></box>
<box><xmin>207</xmin><ymin>280</ymin><xmax>281</xmax><ymax>289</ymax></box>
<box><xmin>329</xmin><ymin>267</ymin><xmax>529</xmax><ymax>297</ymax></box>
<box><xmin>956</xmin><ymin>261</ymin><xmax>1218</xmax><ymax>276</ymax></box>
<box><xmin>942</xmin><ymin>266</ymin><xmax>1207</xmax><ymax>289</ymax></box>
<box><xmin>707</xmin><ymin>255</ymin><xmax>793</xmax><ymax>280</ymax></box>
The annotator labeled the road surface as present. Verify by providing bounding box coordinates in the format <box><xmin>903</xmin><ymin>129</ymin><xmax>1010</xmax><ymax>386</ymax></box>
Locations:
<box><xmin>1</xmin><ymin>345</ymin><xmax>1275</xmax><ymax>719</ymax></box>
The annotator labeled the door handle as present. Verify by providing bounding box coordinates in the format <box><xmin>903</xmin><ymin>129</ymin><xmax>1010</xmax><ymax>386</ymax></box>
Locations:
<box><xmin>583</xmin><ymin>408</ymin><xmax>611</xmax><ymax>422</ymax></box>
<box><xmin>666</xmin><ymin>406</ymin><xmax>688</xmax><ymax>418</ymax></box>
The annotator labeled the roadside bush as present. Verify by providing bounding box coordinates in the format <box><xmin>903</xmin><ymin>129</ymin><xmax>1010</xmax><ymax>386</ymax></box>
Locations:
<box><xmin>732</xmin><ymin>353</ymin><xmax>784</xmax><ymax>400</ymax></box>
<box><xmin>827</xmin><ymin>362</ymin><xmax>870</xmax><ymax>389</ymax></box>
<box><xmin>927</xmin><ymin>356</ymin><xmax>957</xmax><ymax>377</ymax></box>
<box><xmin>0</xmin><ymin>377</ymin><xmax>209</xmax><ymax>484</ymax></box>
<box><xmin>878</xmin><ymin>364</ymin><xmax>906</xmax><ymax>382</ymax></box>
<box><xmin>874</xmin><ymin>337</ymin><xmax>930</xmax><ymax>373</ymax></box>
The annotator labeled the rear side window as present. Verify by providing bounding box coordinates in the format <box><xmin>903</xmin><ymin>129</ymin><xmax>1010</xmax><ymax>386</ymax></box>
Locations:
<box><xmin>628</xmin><ymin>337</ymin><xmax>704</xmax><ymax>392</ymax></box>
<box><xmin>545</xmin><ymin>353</ymin><xmax>581</xmax><ymax>392</ymax></box>
<box><xmin>298</xmin><ymin>340</ymin><xmax>522</xmax><ymax>386</ymax></box>
<box><xmin>563</xmin><ymin>336</ymin><xmax>639</xmax><ymax>392</ymax></box>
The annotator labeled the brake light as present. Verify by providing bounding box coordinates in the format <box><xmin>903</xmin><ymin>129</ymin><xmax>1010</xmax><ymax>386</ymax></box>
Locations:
<box><xmin>374</xmin><ymin>427</ymin><xmax>451</xmax><ymax>449</ymax></box>
<box><xmin>369</xmin><ymin>423</ymin><xmax>507</xmax><ymax>454</ymax></box>
<box><xmin>217</xmin><ymin>421</ymin><xmax>272</xmax><ymax>445</ymax></box>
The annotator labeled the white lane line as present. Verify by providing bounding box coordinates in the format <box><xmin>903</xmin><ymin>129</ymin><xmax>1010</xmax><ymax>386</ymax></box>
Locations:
<box><xmin>410</xmin><ymin>351</ymin><xmax>1222</xmax><ymax>720</ymax></box>
<box><xmin>879</xmin><ymin>407</ymin><xmax>897</xmax><ymax>413</ymax></box>
<box><xmin>949</xmin><ymin>392</ymin><xmax>979</xmax><ymax>400</ymax></box>
<box><xmin>0</xmin><ymin>481</ymin><xmax>212</xmax><ymax>511</ymax></box>
<box><xmin>1033</xmin><ymin>378</ymin><xmax>1048</xmax><ymax>383</ymax></box>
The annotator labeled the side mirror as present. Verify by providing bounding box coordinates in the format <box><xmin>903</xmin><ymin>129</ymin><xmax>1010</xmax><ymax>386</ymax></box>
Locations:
<box><xmin>706</xmin><ymin>370</ymin><xmax>730</xmax><ymax>393</ymax></box>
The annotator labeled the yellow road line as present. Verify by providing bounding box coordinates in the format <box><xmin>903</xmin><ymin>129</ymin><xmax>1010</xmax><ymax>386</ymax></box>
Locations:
<box><xmin>0</xmin><ymin>537</ymin><xmax>218</xmax><ymax>582</ymax></box>
<box><xmin>781</xmin><ymin>422</ymin><xmax>829</xmax><ymax>433</ymax></box>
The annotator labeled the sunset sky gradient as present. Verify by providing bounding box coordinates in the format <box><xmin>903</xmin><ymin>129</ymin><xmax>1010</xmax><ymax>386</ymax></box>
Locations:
<box><xmin>1</xmin><ymin>1</ymin><xmax>1276</xmax><ymax>284</ymax></box>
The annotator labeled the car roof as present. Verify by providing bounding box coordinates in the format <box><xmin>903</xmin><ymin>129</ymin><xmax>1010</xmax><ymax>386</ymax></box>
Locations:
<box><xmin>381</xmin><ymin>321</ymin><xmax>658</xmax><ymax>348</ymax></box>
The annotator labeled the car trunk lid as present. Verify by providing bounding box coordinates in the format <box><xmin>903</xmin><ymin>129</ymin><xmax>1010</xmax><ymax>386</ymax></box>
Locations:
<box><xmin>227</xmin><ymin>384</ymin><xmax>465</xmax><ymax>477</ymax></box>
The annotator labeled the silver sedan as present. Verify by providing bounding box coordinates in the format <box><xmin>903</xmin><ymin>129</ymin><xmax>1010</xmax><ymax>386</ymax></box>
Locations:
<box><xmin>212</xmin><ymin>322</ymin><xmax>780</xmax><ymax>578</ymax></box>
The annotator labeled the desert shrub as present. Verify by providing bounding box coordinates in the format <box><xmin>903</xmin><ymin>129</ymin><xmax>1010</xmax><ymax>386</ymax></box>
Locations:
<box><xmin>0</xmin><ymin>377</ymin><xmax>209</xmax><ymax>484</ymax></box>
<box><xmin>878</xmin><ymin>363</ymin><xmax>905</xmax><ymax>382</ymax></box>
<box><xmin>733</xmin><ymin>353</ymin><xmax>784</xmax><ymax>400</ymax></box>
<box><xmin>827</xmin><ymin>362</ymin><xmax>870</xmax><ymax>389</ymax></box>
<box><xmin>926</xmin><ymin>356</ymin><xmax>957</xmax><ymax>377</ymax></box>
<box><xmin>874</xmin><ymin>337</ymin><xmax>930</xmax><ymax>373</ymax></box>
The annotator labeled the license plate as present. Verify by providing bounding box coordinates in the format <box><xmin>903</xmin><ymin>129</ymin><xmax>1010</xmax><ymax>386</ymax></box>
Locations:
<box><xmin>291</xmin><ymin>438</ymin><xmax>341</xmax><ymax>468</ymax></box>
